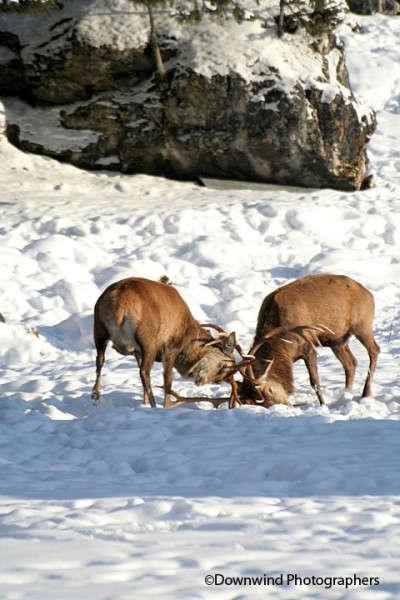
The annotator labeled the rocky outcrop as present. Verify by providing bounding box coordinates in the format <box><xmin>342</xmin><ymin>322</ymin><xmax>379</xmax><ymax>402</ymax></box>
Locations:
<box><xmin>348</xmin><ymin>0</ymin><xmax>400</xmax><ymax>14</ymax></box>
<box><xmin>0</xmin><ymin>8</ymin><xmax>156</xmax><ymax>102</ymax></box>
<box><xmin>0</xmin><ymin>0</ymin><xmax>376</xmax><ymax>191</ymax></box>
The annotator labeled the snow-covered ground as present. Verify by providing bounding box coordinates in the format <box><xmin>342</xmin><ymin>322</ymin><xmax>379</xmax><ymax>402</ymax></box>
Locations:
<box><xmin>1</xmin><ymin>13</ymin><xmax>400</xmax><ymax>600</ymax></box>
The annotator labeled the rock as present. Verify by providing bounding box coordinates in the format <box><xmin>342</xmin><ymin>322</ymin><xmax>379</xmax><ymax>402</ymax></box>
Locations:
<box><xmin>0</xmin><ymin>32</ymin><xmax>26</xmax><ymax>96</ymax></box>
<box><xmin>347</xmin><ymin>0</ymin><xmax>400</xmax><ymax>14</ymax></box>
<box><xmin>0</xmin><ymin>0</ymin><xmax>376</xmax><ymax>191</ymax></box>
<box><xmin>0</xmin><ymin>312</ymin><xmax>5</xmax><ymax>323</ymax></box>
<box><xmin>0</xmin><ymin>1</ymin><xmax>156</xmax><ymax>104</ymax></box>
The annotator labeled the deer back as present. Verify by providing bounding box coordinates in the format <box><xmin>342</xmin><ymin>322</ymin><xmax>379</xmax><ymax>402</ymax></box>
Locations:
<box><xmin>255</xmin><ymin>273</ymin><xmax>374</xmax><ymax>345</ymax></box>
<box><xmin>95</xmin><ymin>277</ymin><xmax>200</xmax><ymax>354</ymax></box>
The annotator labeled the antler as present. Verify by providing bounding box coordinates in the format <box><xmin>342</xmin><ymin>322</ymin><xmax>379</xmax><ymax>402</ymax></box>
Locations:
<box><xmin>244</xmin><ymin>358</ymin><xmax>275</xmax><ymax>404</ymax></box>
<box><xmin>288</xmin><ymin>325</ymin><xmax>329</xmax><ymax>349</ymax></box>
<box><xmin>254</xmin><ymin>325</ymin><xmax>327</xmax><ymax>350</ymax></box>
<box><xmin>263</xmin><ymin>326</ymin><xmax>288</xmax><ymax>340</ymax></box>
<box><xmin>236</xmin><ymin>333</ymin><xmax>278</xmax><ymax>405</ymax></box>
<box><xmin>200</xmin><ymin>323</ymin><xmax>259</xmax><ymax>408</ymax></box>
<box><xmin>200</xmin><ymin>322</ymin><xmax>226</xmax><ymax>333</ymax></box>
<box><xmin>164</xmin><ymin>389</ymin><xmax>229</xmax><ymax>409</ymax></box>
<box><xmin>201</xmin><ymin>323</ymin><xmax>247</xmax><ymax>357</ymax></box>
<box><xmin>162</xmin><ymin>374</ymin><xmax>246</xmax><ymax>411</ymax></box>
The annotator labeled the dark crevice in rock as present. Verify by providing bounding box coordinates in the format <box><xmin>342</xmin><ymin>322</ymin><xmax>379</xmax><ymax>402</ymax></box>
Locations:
<box><xmin>49</xmin><ymin>16</ymin><xmax>74</xmax><ymax>32</ymax></box>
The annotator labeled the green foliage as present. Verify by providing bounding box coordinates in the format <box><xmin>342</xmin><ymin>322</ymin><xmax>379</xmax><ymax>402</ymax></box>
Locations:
<box><xmin>278</xmin><ymin>0</ymin><xmax>348</xmax><ymax>36</ymax></box>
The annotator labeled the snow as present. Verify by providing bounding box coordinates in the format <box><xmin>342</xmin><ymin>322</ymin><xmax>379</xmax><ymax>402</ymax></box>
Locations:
<box><xmin>95</xmin><ymin>155</ymin><xmax>120</xmax><ymax>167</ymax></box>
<box><xmin>1</xmin><ymin>0</ymin><xmax>338</xmax><ymax>91</ymax></box>
<box><xmin>3</xmin><ymin>97</ymin><xmax>101</xmax><ymax>152</ymax></box>
<box><xmin>1</xmin><ymin>11</ymin><xmax>400</xmax><ymax>600</ymax></box>
<box><xmin>169</xmin><ymin>17</ymin><xmax>323</xmax><ymax>86</ymax></box>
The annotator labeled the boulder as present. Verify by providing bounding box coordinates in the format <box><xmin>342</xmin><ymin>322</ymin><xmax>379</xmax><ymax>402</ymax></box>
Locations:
<box><xmin>0</xmin><ymin>0</ymin><xmax>376</xmax><ymax>191</ymax></box>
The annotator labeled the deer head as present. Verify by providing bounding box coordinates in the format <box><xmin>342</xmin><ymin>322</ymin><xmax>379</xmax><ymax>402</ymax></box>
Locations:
<box><xmin>187</xmin><ymin>330</ymin><xmax>236</xmax><ymax>385</ymax></box>
<box><xmin>187</xmin><ymin>324</ymin><xmax>254</xmax><ymax>387</ymax></box>
<box><xmin>238</xmin><ymin>326</ymin><xmax>322</xmax><ymax>407</ymax></box>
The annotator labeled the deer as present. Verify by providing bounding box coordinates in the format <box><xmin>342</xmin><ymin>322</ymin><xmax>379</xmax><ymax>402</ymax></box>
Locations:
<box><xmin>238</xmin><ymin>274</ymin><xmax>380</xmax><ymax>407</ymax></box>
<box><xmin>91</xmin><ymin>276</ymin><xmax>251</xmax><ymax>408</ymax></box>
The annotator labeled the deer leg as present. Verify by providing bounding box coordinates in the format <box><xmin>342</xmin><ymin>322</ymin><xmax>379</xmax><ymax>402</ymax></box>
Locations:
<box><xmin>354</xmin><ymin>331</ymin><xmax>380</xmax><ymax>398</ymax></box>
<box><xmin>331</xmin><ymin>343</ymin><xmax>357</xmax><ymax>392</ymax></box>
<box><xmin>303</xmin><ymin>348</ymin><xmax>324</xmax><ymax>406</ymax></box>
<box><xmin>228</xmin><ymin>376</ymin><xmax>239</xmax><ymax>409</ymax></box>
<box><xmin>134</xmin><ymin>350</ymin><xmax>142</xmax><ymax>367</ymax></box>
<box><xmin>91</xmin><ymin>329</ymin><xmax>108</xmax><ymax>404</ymax></box>
<box><xmin>162</xmin><ymin>353</ymin><xmax>176</xmax><ymax>408</ymax></box>
<box><xmin>138</xmin><ymin>350</ymin><xmax>157</xmax><ymax>408</ymax></box>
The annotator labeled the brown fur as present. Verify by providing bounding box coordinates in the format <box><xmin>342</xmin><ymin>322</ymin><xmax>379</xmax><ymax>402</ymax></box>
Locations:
<box><xmin>91</xmin><ymin>277</ymin><xmax>237</xmax><ymax>407</ymax></box>
<box><xmin>241</xmin><ymin>274</ymin><xmax>380</xmax><ymax>406</ymax></box>
<box><xmin>240</xmin><ymin>327</ymin><xmax>318</xmax><ymax>407</ymax></box>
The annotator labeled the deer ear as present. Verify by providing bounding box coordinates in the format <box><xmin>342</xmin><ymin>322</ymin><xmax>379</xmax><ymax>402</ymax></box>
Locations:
<box><xmin>221</xmin><ymin>331</ymin><xmax>236</xmax><ymax>355</ymax></box>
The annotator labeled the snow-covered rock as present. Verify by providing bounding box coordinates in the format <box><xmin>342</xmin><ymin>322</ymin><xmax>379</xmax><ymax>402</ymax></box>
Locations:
<box><xmin>0</xmin><ymin>0</ymin><xmax>375</xmax><ymax>190</ymax></box>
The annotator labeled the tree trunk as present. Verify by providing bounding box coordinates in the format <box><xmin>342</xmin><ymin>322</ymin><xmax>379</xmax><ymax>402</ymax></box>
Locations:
<box><xmin>278</xmin><ymin>0</ymin><xmax>285</xmax><ymax>37</ymax></box>
<box><xmin>146</xmin><ymin>1</ymin><xmax>166</xmax><ymax>77</ymax></box>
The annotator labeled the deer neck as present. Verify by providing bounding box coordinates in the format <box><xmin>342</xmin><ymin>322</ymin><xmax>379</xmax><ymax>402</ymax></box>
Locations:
<box><xmin>266</xmin><ymin>350</ymin><xmax>295</xmax><ymax>395</ymax></box>
<box><xmin>174</xmin><ymin>323</ymin><xmax>211</xmax><ymax>377</ymax></box>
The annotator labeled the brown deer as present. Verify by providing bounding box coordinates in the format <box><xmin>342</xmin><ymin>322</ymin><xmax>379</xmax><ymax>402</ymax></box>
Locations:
<box><xmin>239</xmin><ymin>274</ymin><xmax>380</xmax><ymax>407</ymax></box>
<box><xmin>91</xmin><ymin>277</ymin><xmax>250</xmax><ymax>407</ymax></box>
